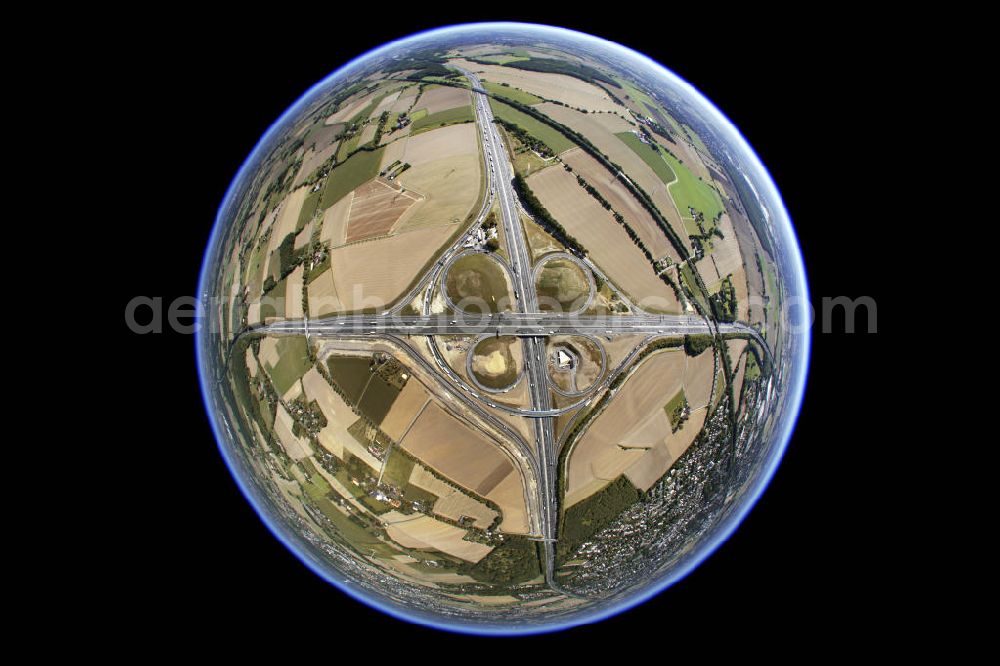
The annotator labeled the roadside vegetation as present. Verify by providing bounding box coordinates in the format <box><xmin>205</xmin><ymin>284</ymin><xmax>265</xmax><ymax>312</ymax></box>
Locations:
<box><xmin>683</xmin><ymin>334</ymin><xmax>714</xmax><ymax>357</ymax></box>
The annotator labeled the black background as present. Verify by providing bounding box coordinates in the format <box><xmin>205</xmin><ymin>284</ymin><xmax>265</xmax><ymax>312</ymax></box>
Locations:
<box><xmin>106</xmin><ymin>8</ymin><xmax>901</xmax><ymax>655</ymax></box>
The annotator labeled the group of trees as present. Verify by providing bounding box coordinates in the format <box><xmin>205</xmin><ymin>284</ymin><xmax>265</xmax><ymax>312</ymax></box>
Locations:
<box><xmin>371</xmin><ymin>111</ymin><xmax>390</xmax><ymax>146</ymax></box>
<box><xmin>709</xmin><ymin>275</ymin><xmax>738</xmax><ymax>323</ymax></box>
<box><xmin>288</xmin><ymin>397</ymin><xmax>328</xmax><ymax>438</ymax></box>
<box><xmin>382</xmin><ymin>51</ymin><xmax>456</xmax><ymax>80</ymax></box>
<box><xmin>556</xmin><ymin>475</ymin><xmax>640</xmax><ymax>563</ymax></box>
<box><xmin>458</xmin><ymin>535</ymin><xmax>542</xmax><ymax>585</ymax></box>
<box><xmin>683</xmin><ymin>334</ymin><xmax>714</xmax><ymax>356</ymax></box>
<box><xmin>482</xmin><ymin>213</ymin><xmax>501</xmax><ymax>252</ymax></box>
<box><xmin>261</xmin><ymin>231</ymin><xmax>312</xmax><ymax>296</ymax></box>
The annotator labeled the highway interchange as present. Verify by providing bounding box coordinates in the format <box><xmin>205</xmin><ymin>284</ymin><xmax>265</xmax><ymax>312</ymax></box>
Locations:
<box><xmin>257</xmin><ymin>69</ymin><xmax>766</xmax><ymax>589</ymax></box>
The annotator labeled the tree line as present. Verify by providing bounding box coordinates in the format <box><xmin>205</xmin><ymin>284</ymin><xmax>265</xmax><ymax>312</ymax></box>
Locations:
<box><xmin>511</xmin><ymin>173</ymin><xmax>588</xmax><ymax>256</ymax></box>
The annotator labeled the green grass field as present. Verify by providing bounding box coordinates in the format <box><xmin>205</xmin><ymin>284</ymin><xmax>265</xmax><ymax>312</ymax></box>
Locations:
<box><xmin>318</xmin><ymin>146</ymin><xmax>384</xmax><ymax>210</ymax></box>
<box><xmin>682</xmin><ymin>123</ymin><xmax>710</xmax><ymax>154</ymax></box>
<box><xmin>657</xmin><ymin>147</ymin><xmax>724</xmax><ymax>221</ymax></box>
<box><xmin>410</xmin><ymin>105</ymin><xmax>474</xmax><ymax>133</ymax></box>
<box><xmin>302</xmin><ymin>478</ymin><xmax>385</xmax><ymax>550</ymax></box>
<box><xmin>616</xmin><ymin>131</ymin><xmax>723</xmax><ymax>221</ymax></box>
<box><xmin>445</xmin><ymin>253</ymin><xmax>512</xmax><ymax>313</ymax></box>
<box><xmin>265</xmin><ymin>335</ymin><xmax>311</xmax><ymax>395</ymax></box>
<box><xmin>381</xmin><ymin>449</ymin><xmax>414</xmax><ymax>487</ymax></box>
<box><xmin>615</xmin><ymin>131</ymin><xmax>676</xmax><ymax>184</ymax></box>
<box><xmin>489</xmin><ymin>98</ymin><xmax>575</xmax><ymax>155</ymax></box>
<box><xmin>483</xmin><ymin>81</ymin><xmax>542</xmax><ymax>105</ymax></box>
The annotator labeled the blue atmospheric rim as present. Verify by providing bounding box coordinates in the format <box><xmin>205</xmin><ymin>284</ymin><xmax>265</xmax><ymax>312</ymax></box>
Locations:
<box><xmin>196</xmin><ymin>21</ymin><xmax>812</xmax><ymax>637</ymax></box>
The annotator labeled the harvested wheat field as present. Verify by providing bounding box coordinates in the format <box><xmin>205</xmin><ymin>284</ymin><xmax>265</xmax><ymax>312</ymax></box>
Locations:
<box><xmin>284</xmin><ymin>265</ymin><xmax>304</xmax><ymax>319</ymax></box>
<box><xmin>396</xmin><ymin>154</ymin><xmax>481</xmax><ymax>231</ymax></box>
<box><xmin>378</xmin><ymin>124</ymin><xmax>482</xmax><ymax>232</ymax></box>
<box><xmin>486</xmin><ymin>471</ymin><xmax>530</xmax><ymax>533</ymax></box>
<box><xmin>565</xmin><ymin>350</ymin><xmax>686</xmax><ymax>507</ymax></box>
<box><xmin>731</xmin><ymin>353</ymin><xmax>749</xmax><ymax>407</ymax></box>
<box><xmin>380</xmin><ymin>380</ymin><xmax>430</xmax><ymax>442</ymax></box>
<box><xmin>400</xmin><ymin>402</ymin><xmax>512</xmax><ymax>494</ymax></box>
<box><xmin>731</xmin><ymin>267</ymin><xmax>750</xmax><ymax>321</ymax></box>
<box><xmin>306</xmin><ymin>268</ymin><xmax>345</xmax><ymax>318</ymax></box>
<box><xmin>408</xmin><ymin>463</ymin><xmax>455</xmax><ymax>497</ymax></box>
<box><xmin>397</xmin><ymin>122</ymin><xmax>479</xmax><ymax>166</ymax></box>
<box><xmin>527</xmin><ymin>165</ymin><xmax>680</xmax><ymax>313</ymax></box>
<box><xmin>266</xmin><ymin>186</ymin><xmax>308</xmax><ymax>256</ymax></box>
<box><xmin>624</xmin><ymin>406</ymin><xmax>707</xmax><ymax>491</ymax></box>
<box><xmin>371</xmin><ymin>89</ymin><xmax>402</xmax><ymax>116</ymax></box>
<box><xmin>415</xmin><ymin>85</ymin><xmax>471</xmax><ymax>114</ymax></box>
<box><xmin>274</xmin><ymin>403</ymin><xmax>311</xmax><ymax>461</ymax></box>
<box><xmin>325</xmin><ymin>95</ymin><xmax>371</xmax><ymax>125</ymax></box>
<box><xmin>381</xmin><ymin>511</ymin><xmax>493</xmax><ymax>563</ymax></box>
<box><xmin>562</xmin><ymin>147</ymin><xmax>679</xmax><ymax>262</ymax></box>
<box><xmin>726</xmin><ymin>339</ymin><xmax>748</xmax><ymax>373</ymax></box>
<box><xmin>378</xmin><ymin>134</ymin><xmax>407</xmax><ymax>168</ymax></box>
<box><xmin>683</xmin><ymin>347</ymin><xmax>716</xmax><ymax>409</ymax></box>
<box><xmin>433</xmin><ymin>490</ymin><xmax>498</xmax><ymax>530</ymax></box>
<box><xmin>399</xmin><ymin>402</ymin><xmax>528</xmax><ymax>531</ymax></box>
<box><xmin>301</xmin><ymin>367</ymin><xmax>356</xmax><ymax>460</ymax></box>
<box><xmin>345</xmin><ymin>178</ymin><xmax>422</xmax><ymax>242</ymax></box>
<box><xmin>327</xmin><ymin>225</ymin><xmax>453</xmax><ymax>311</ymax></box>
<box><xmin>389</xmin><ymin>87</ymin><xmax>418</xmax><ymax>114</ymax></box>
<box><xmin>319</xmin><ymin>191</ymin><xmax>352</xmax><ymax>248</ymax></box>
<box><xmin>358</xmin><ymin>123</ymin><xmax>377</xmax><ymax>145</ymax></box>
<box><xmin>293</xmin><ymin>220</ymin><xmax>313</xmax><ymax>251</ymax></box>
<box><xmin>709</xmin><ymin>215</ymin><xmax>745</xmax><ymax>277</ymax></box>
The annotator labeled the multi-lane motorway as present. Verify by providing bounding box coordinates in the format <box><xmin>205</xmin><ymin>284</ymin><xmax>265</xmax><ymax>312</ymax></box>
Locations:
<box><xmin>267</xmin><ymin>312</ymin><xmax>759</xmax><ymax>339</ymax></box>
<box><xmin>460</xmin><ymin>67</ymin><xmax>562</xmax><ymax>583</ymax></box>
<box><xmin>255</xmin><ymin>69</ymin><xmax>768</xmax><ymax>590</ymax></box>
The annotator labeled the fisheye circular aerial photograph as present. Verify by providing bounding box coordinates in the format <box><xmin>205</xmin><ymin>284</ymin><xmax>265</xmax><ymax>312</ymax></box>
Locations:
<box><xmin>197</xmin><ymin>21</ymin><xmax>810</xmax><ymax>635</ymax></box>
